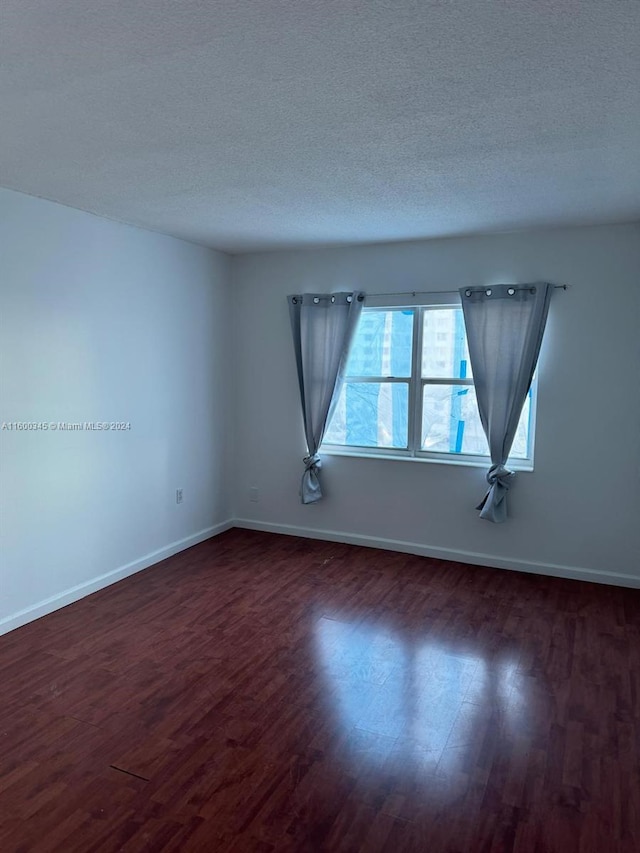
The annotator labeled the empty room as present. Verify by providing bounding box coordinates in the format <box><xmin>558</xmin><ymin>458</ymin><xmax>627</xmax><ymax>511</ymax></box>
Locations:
<box><xmin>1</xmin><ymin>2</ymin><xmax>639</xmax><ymax>851</ymax></box>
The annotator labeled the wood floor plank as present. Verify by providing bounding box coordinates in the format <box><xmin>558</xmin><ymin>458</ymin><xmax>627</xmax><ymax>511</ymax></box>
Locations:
<box><xmin>1</xmin><ymin>529</ymin><xmax>639</xmax><ymax>851</ymax></box>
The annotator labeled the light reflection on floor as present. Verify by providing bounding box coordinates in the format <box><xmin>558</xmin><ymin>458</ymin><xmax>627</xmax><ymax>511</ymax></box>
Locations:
<box><xmin>315</xmin><ymin>616</ymin><xmax>525</xmax><ymax>778</ymax></box>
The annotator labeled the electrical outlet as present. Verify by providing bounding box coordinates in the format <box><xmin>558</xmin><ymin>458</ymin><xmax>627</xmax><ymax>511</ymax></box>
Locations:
<box><xmin>176</xmin><ymin>489</ymin><xmax>183</xmax><ymax>504</ymax></box>
<box><xmin>249</xmin><ymin>487</ymin><xmax>259</xmax><ymax>502</ymax></box>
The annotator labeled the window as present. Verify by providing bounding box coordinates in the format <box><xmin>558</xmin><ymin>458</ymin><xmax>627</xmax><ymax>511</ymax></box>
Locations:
<box><xmin>323</xmin><ymin>303</ymin><xmax>536</xmax><ymax>467</ymax></box>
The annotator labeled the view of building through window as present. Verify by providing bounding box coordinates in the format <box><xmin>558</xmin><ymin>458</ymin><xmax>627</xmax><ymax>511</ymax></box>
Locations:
<box><xmin>324</xmin><ymin>306</ymin><xmax>532</xmax><ymax>460</ymax></box>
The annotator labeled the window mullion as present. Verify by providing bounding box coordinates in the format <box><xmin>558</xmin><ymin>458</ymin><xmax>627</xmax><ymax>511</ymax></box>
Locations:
<box><xmin>408</xmin><ymin>307</ymin><xmax>423</xmax><ymax>455</ymax></box>
<box><xmin>421</xmin><ymin>378</ymin><xmax>474</xmax><ymax>386</ymax></box>
<box><xmin>344</xmin><ymin>376</ymin><xmax>410</xmax><ymax>384</ymax></box>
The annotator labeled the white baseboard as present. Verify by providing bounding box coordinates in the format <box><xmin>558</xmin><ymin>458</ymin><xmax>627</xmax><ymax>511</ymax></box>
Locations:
<box><xmin>233</xmin><ymin>518</ymin><xmax>640</xmax><ymax>589</ymax></box>
<box><xmin>0</xmin><ymin>520</ymin><xmax>234</xmax><ymax>636</ymax></box>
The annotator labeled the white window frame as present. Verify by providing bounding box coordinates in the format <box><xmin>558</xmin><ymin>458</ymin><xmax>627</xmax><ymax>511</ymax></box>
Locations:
<box><xmin>321</xmin><ymin>299</ymin><xmax>536</xmax><ymax>471</ymax></box>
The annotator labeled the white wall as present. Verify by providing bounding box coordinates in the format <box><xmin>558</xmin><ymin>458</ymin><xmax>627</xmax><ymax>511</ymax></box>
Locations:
<box><xmin>231</xmin><ymin>224</ymin><xmax>640</xmax><ymax>587</ymax></box>
<box><xmin>0</xmin><ymin>188</ymin><xmax>232</xmax><ymax>632</ymax></box>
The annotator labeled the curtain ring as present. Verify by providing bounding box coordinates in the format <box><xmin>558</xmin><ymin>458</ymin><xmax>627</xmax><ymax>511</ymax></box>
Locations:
<box><xmin>465</xmin><ymin>289</ymin><xmax>472</xmax><ymax>297</ymax></box>
<box><xmin>313</xmin><ymin>297</ymin><xmax>320</xmax><ymax>304</ymax></box>
<box><xmin>331</xmin><ymin>296</ymin><xmax>335</xmax><ymax>303</ymax></box>
<box><xmin>346</xmin><ymin>295</ymin><xmax>352</xmax><ymax>303</ymax></box>
<box><xmin>507</xmin><ymin>287</ymin><xmax>515</xmax><ymax>296</ymax></box>
<box><xmin>486</xmin><ymin>288</ymin><xmax>492</xmax><ymax>296</ymax></box>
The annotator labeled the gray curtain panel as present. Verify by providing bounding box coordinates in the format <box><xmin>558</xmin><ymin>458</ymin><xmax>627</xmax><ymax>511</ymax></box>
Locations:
<box><xmin>460</xmin><ymin>282</ymin><xmax>552</xmax><ymax>523</ymax></box>
<box><xmin>288</xmin><ymin>292</ymin><xmax>363</xmax><ymax>504</ymax></box>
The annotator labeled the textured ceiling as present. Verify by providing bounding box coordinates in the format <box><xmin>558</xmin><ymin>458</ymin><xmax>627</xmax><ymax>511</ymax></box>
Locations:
<box><xmin>1</xmin><ymin>1</ymin><xmax>639</xmax><ymax>252</ymax></box>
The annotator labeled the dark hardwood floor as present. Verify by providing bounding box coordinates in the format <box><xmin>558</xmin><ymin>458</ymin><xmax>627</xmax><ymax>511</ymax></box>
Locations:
<box><xmin>1</xmin><ymin>529</ymin><xmax>639</xmax><ymax>852</ymax></box>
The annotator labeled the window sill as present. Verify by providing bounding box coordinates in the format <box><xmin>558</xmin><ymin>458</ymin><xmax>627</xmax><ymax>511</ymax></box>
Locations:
<box><xmin>320</xmin><ymin>446</ymin><xmax>534</xmax><ymax>472</ymax></box>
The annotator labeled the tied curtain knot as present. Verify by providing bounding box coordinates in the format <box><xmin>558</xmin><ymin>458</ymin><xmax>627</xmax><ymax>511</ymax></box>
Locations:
<box><xmin>476</xmin><ymin>464</ymin><xmax>515</xmax><ymax>521</ymax></box>
<box><xmin>303</xmin><ymin>454</ymin><xmax>322</xmax><ymax>474</ymax></box>
<box><xmin>300</xmin><ymin>454</ymin><xmax>322</xmax><ymax>505</ymax></box>
<box><xmin>486</xmin><ymin>464</ymin><xmax>514</xmax><ymax>490</ymax></box>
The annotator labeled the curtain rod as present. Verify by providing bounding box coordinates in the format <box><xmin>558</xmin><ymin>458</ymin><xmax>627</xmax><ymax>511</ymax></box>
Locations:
<box><xmin>292</xmin><ymin>284</ymin><xmax>568</xmax><ymax>303</ymax></box>
<box><xmin>364</xmin><ymin>284</ymin><xmax>568</xmax><ymax>300</ymax></box>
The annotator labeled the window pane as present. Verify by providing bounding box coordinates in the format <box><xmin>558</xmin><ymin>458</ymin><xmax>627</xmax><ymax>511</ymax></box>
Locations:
<box><xmin>422</xmin><ymin>308</ymin><xmax>472</xmax><ymax>379</ymax></box>
<box><xmin>421</xmin><ymin>385</ymin><xmax>531</xmax><ymax>459</ymax></box>
<box><xmin>346</xmin><ymin>310</ymin><xmax>414</xmax><ymax>377</ymax></box>
<box><xmin>324</xmin><ymin>382</ymin><xmax>409</xmax><ymax>448</ymax></box>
